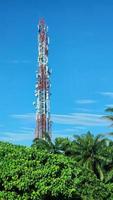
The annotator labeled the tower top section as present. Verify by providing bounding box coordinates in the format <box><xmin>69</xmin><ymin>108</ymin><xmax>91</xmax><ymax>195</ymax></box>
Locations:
<box><xmin>39</xmin><ymin>18</ymin><xmax>45</xmax><ymax>25</ymax></box>
<box><xmin>38</xmin><ymin>19</ymin><xmax>48</xmax><ymax>33</ymax></box>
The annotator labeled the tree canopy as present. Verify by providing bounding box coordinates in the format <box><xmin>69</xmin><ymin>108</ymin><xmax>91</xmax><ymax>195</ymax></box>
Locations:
<box><xmin>0</xmin><ymin>134</ymin><xmax>113</xmax><ymax>199</ymax></box>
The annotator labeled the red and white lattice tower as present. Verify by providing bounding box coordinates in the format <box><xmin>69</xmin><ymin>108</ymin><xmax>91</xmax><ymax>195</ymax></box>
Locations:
<box><xmin>34</xmin><ymin>19</ymin><xmax>51</xmax><ymax>139</ymax></box>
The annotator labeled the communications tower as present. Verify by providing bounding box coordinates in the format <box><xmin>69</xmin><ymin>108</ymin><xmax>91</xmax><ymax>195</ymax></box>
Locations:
<box><xmin>34</xmin><ymin>19</ymin><xmax>51</xmax><ymax>139</ymax></box>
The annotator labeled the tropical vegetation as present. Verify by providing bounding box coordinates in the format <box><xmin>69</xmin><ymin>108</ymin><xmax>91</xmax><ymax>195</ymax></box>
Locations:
<box><xmin>0</xmin><ymin>108</ymin><xmax>113</xmax><ymax>199</ymax></box>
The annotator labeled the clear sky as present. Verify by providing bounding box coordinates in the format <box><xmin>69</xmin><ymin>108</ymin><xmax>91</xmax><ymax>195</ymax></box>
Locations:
<box><xmin>0</xmin><ymin>0</ymin><xmax>113</xmax><ymax>146</ymax></box>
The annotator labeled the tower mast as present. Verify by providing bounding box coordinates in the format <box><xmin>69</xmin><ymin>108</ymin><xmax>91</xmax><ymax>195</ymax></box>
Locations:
<box><xmin>34</xmin><ymin>19</ymin><xmax>51</xmax><ymax>139</ymax></box>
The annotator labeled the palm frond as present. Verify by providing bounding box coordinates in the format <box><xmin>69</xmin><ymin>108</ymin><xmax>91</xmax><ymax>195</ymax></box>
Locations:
<box><xmin>105</xmin><ymin>107</ymin><xmax>113</xmax><ymax>113</ymax></box>
<box><xmin>96</xmin><ymin>163</ymin><xmax>104</xmax><ymax>181</ymax></box>
<box><xmin>104</xmin><ymin>115</ymin><xmax>113</xmax><ymax>121</ymax></box>
<box><xmin>105</xmin><ymin>132</ymin><xmax>113</xmax><ymax>136</ymax></box>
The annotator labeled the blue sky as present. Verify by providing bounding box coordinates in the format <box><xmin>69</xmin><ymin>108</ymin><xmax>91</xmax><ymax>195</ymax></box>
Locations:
<box><xmin>0</xmin><ymin>0</ymin><xmax>113</xmax><ymax>145</ymax></box>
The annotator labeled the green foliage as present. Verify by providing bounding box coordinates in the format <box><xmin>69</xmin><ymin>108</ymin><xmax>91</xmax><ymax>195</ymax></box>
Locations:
<box><xmin>104</xmin><ymin>107</ymin><xmax>113</xmax><ymax>126</ymax></box>
<box><xmin>1</xmin><ymin>106</ymin><xmax>113</xmax><ymax>199</ymax></box>
<box><xmin>105</xmin><ymin>107</ymin><xmax>113</xmax><ymax>113</ymax></box>
<box><xmin>31</xmin><ymin>132</ymin><xmax>113</xmax><ymax>181</ymax></box>
<box><xmin>71</xmin><ymin>132</ymin><xmax>109</xmax><ymax>180</ymax></box>
<box><xmin>54</xmin><ymin>137</ymin><xmax>72</xmax><ymax>155</ymax></box>
<box><xmin>0</xmin><ymin>132</ymin><xmax>113</xmax><ymax>199</ymax></box>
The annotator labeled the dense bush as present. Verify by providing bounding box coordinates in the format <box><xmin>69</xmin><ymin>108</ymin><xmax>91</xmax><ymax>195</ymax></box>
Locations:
<box><xmin>0</xmin><ymin>141</ymin><xmax>113</xmax><ymax>199</ymax></box>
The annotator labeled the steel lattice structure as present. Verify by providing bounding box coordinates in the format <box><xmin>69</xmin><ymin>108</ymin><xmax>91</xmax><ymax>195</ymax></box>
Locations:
<box><xmin>34</xmin><ymin>19</ymin><xmax>51</xmax><ymax>139</ymax></box>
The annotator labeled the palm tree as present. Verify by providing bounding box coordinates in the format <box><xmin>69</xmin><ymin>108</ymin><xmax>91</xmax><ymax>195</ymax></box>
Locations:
<box><xmin>100</xmin><ymin>107</ymin><xmax>113</xmax><ymax>177</ymax></box>
<box><xmin>54</xmin><ymin>137</ymin><xmax>72</xmax><ymax>155</ymax></box>
<box><xmin>101</xmin><ymin>107</ymin><xmax>113</xmax><ymax>137</ymax></box>
<box><xmin>32</xmin><ymin>132</ymin><xmax>54</xmax><ymax>152</ymax></box>
<box><xmin>71</xmin><ymin>131</ymin><xmax>108</xmax><ymax>181</ymax></box>
<box><xmin>104</xmin><ymin>107</ymin><xmax>113</xmax><ymax>127</ymax></box>
<box><xmin>32</xmin><ymin>133</ymin><xmax>65</xmax><ymax>153</ymax></box>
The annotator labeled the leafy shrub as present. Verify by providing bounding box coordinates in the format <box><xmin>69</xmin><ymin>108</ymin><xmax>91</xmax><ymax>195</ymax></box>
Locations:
<box><xmin>0</xmin><ymin>141</ymin><xmax>112</xmax><ymax>199</ymax></box>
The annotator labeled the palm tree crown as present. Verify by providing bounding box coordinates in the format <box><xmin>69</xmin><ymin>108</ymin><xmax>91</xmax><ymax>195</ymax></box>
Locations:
<box><xmin>72</xmin><ymin>131</ymin><xmax>107</xmax><ymax>180</ymax></box>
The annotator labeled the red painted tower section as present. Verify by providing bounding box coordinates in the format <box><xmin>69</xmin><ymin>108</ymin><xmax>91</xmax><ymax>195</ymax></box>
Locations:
<box><xmin>34</xmin><ymin>19</ymin><xmax>51</xmax><ymax>139</ymax></box>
